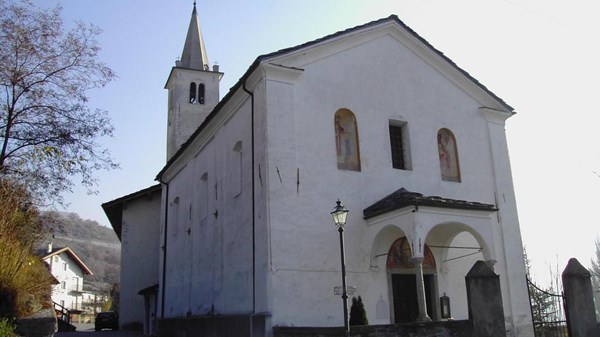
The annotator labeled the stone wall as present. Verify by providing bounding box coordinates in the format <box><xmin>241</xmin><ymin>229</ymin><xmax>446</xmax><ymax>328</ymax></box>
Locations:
<box><xmin>15</xmin><ymin>308</ymin><xmax>57</xmax><ymax>337</ymax></box>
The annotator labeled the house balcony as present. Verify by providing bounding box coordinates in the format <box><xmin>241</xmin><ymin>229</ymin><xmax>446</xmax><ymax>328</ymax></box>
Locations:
<box><xmin>68</xmin><ymin>286</ymin><xmax>84</xmax><ymax>294</ymax></box>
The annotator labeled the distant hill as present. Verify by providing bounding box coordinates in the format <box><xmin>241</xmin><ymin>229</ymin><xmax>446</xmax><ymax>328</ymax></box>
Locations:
<box><xmin>39</xmin><ymin>211</ymin><xmax>120</xmax><ymax>285</ymax></box>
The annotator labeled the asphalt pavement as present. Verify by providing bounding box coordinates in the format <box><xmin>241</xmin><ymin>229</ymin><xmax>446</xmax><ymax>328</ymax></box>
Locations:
<box><xmin>54</xmin><ymin>323</ymin><xmax>143</xmax><ymax>337</ymax></box>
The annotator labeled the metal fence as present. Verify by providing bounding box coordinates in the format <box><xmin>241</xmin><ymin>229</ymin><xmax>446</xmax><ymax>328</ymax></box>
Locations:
<box><xmin>526</xmin><ymin>277</ymin><xmax>569</xmax><ymax>337</ymax></box>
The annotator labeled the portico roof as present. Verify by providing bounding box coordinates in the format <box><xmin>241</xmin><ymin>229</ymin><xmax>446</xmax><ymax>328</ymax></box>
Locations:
<box><xmin>363</xmin><ymin>188</ymin><xmax>497</xmax><ymax>220</ymax></box>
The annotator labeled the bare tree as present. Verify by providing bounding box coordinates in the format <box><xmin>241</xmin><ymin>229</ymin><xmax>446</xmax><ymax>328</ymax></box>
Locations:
<box><xmin>590</xmin><ymin>237</ymin><xmax>600</xmax><ymax>320</ymax></box>
<box><xmin>0</xmin><ymin>0</ymin><xmax>117</xmax><ymax>204</ymax></box>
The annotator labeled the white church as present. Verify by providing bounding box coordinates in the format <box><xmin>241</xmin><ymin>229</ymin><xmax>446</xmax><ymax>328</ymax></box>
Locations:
<box><xmin>103</xmin><ymin>3</ymin><xmax>534</xmax><ymax>337</ymax></box>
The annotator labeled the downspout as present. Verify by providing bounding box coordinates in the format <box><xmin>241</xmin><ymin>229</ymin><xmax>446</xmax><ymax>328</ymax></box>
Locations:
<box><xmin>242</xmin><ymin>77</ymin><xmax>256</xmax><ymax>314</ymax></box>
<box><xmin>159</xmin><ymin>179</ymin><xmax>169</xmax><ymax>318</ymax></box>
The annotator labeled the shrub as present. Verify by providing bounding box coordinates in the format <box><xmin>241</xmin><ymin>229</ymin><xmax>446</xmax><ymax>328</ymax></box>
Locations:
<box><xmin>0</xmin><ymin>318</ymin><xmax>17</xmax><ymax>337</ymax></box>
<box><xmin>349</xmin><ymin>296</ymin><xmax>368</xmax><ymax>326</ymax></box>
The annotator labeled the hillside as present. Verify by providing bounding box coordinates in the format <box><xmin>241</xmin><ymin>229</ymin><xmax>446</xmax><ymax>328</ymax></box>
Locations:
<box><xmin>39</xmin><ymin>211</ymin><xmax>120</xmax><ymax>285</ymax></box>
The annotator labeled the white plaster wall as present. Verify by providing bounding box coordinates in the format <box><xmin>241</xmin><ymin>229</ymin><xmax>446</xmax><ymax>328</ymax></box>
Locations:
<box><xmin>161</xmin><ymin>94</ymin><xmax>256</xmax><ymax>317</ymax></box>
<box><xmin>120</xmin><ymin>191</ymin><xmax>161</xmax><ymax>327</ymax></box>
<box><xmin>46</xmin><ymin>253</ymin><xmax>85</xmax><ymax>310</ymax></box>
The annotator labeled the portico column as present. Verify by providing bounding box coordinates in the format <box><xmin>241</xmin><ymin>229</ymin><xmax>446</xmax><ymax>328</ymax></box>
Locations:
<box><xmin>413</xmin><ymin>257</ymin><xmax>431</xmax><ymax>322</ymax></box>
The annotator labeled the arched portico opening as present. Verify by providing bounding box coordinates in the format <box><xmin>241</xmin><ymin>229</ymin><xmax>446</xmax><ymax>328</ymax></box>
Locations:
<box><xmin>425</xmin><ymin>222</ymin><xmax>491</xmax><ymax>320</ymax></box>
<box><xmin>386</xmin><ymin>237</ymin><xmax>438</xmax><ymax>323</ymax></box>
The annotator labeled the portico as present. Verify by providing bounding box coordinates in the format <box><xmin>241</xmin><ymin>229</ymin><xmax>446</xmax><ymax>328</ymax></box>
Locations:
<box><xmin>365</xmin><ymin>188</ymin><xmax>498</xmax><ymax>323</ymax></box>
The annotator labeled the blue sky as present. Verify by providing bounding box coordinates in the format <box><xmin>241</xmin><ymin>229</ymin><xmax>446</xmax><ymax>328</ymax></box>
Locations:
<box><xmin>34</xmin><ymin>0</ymin><xmax>600</xmax><ymax>286</ymax></box>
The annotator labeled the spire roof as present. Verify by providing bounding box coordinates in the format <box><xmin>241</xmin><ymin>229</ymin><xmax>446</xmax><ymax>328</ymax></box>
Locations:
<box><xmin>179</xmin><ymin>2</ymin><xmax>209</xmax><ymax>70</ymax></box>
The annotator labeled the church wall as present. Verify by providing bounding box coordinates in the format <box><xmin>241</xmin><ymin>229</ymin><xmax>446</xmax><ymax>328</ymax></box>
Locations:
<box><xmin>120</xmin><ymin>192</ymin><xmax>161</xmax><ymax>328</ymax></box>
<box><xmin>252</xmin><ymin>79</ymin><xmax>273</xmax><ymax>317</ymax></box>
<box><xmin>261</xmin><ymin>32</ymin><xmax>529</xmax><ymax>333</ymax></box>
<box><xmin>161</xmin><ymin>94</ymin><xmax>256</xmax><ymax>318</ymax></box>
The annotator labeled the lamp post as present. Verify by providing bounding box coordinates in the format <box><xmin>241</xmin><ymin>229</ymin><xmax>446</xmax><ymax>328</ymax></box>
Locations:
<box><xmin>331</xmin><ymin>199</ymin><xmax>350</xmax><ymax>336</ymax></box>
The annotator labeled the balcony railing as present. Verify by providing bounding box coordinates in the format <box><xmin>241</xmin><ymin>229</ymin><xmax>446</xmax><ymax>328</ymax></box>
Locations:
<box><xmin>68</xmin><ymin>286</ymin><xmax>83</xmax><ymax>294</ymax></box>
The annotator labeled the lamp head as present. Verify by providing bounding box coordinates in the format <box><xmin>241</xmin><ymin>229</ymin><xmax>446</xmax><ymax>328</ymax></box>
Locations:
<box><xmin>331</xmin><ymin>199</ymin><xmax>349</xmax><ymax>228</ymax></box>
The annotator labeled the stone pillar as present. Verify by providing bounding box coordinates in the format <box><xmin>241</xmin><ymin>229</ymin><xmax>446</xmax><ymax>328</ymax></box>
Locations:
<box><xmin>465</xmin><ymin>260</ymin><xmax>506</xmax><ymax>337</ymax></box>
<box><xmin>413</xmin><ymin>257</ymin><xmax>431</xmax><ymax>322</ymax></box>
<box><xmin>561</xmin><ymin>258</ymin><xmax>600</xmax><ymax>337</ymax></box>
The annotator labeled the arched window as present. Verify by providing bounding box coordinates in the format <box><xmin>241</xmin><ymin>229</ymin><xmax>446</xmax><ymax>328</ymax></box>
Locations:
<box><xmin>334</xmin><ymin>109</ymin><xmax>361</xmax><ymax>171</ymax></box>
<box><xmin>198</xmin><ymin>83</ymin><xmax>205</xmax><ymax>104</ymax></box>
<box><xmin>170</xmin><ymin>196</ymin><xmax>180</xmax><ymax>237</ymax></box>
<box><xmin>199</xmin><ymin>173</ymin><xmax>208</xmax><ymax>221</ymax></box>
<box><xmin>232</xmin><ymin>141</ymin><xmax>242</xmax><ymax>196</ymax></box>
<box><xmin>189</xmin><ymin>82</ymin><xmax>197</xmax><ymax>103</ymax></box>
<box><xmin>437</xmin><ymin>128</ymin><xmax>461</xmax><ymax>182</ymax></box>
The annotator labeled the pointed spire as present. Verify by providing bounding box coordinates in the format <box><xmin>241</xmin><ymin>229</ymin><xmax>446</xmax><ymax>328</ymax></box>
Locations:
<box><xmin>180</xmin><ymin>1</ymin><xmax>209</xmax><ymax>70</ymax></box>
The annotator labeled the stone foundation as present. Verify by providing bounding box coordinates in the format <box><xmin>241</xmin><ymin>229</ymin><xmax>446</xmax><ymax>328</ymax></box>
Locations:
<box><xmin>158</xmin><ymin>313</ymin><xmax>269</xmax><ymax>337</ymax></box>
<box><xmin>274</xmin><ymin>321</ymin><xmax>472</xmax><ymax>337</ymax></box>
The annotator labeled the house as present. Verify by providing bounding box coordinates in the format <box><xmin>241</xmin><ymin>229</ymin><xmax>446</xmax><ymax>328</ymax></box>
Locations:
<box><xmin>40</xmin><ymin>244</ymin><xmax>92</xmax><ymax>312</ymax></box>
<box><xmin>102</xmin><ymin>184</ymin><xmax>161</xmax><ymax>332</ymax></box>
<box><xmin>104</xmin><ymin>4</ymin><xmax>535</xmax><ymax>337</ymax></box>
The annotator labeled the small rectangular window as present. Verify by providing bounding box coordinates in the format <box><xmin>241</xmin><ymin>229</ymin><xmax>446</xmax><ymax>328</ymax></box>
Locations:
<box><xmin>389</xmin><ymin>125</ymin><xmax>405</xmax><ymax>169</ymax></box>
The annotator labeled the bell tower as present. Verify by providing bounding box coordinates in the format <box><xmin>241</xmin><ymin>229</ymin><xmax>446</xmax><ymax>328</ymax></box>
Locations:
<box><xmin>165</xmin><ymin>2</ymin><xmax>223</xmax><ymax>160</ymax></box>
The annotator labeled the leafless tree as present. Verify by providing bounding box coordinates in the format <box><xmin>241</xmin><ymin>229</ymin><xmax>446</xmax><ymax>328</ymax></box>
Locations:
<box><xmin>0</xmin><ymin>0</ymin><xmax>117</xmax><ymax>204</ymax></box>
<box><xmin>590</xmin><ymin>237</ymin><xmax>600</xmax><ymax>320</ymax></box>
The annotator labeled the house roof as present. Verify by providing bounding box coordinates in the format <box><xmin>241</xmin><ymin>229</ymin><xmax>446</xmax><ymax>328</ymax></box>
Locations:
<box><xmin>363</xmin><ymin>188</ymin><xmax>497</xmax><ymax>220</ymax></box>
<box><xmin>39</xmin><ymin>246</ymin><xmax>93</xmax><ymax>275</ymax></box>
<box><xmin>101</xmin><ymin>184</ymin><xmax>162</xmax><ymax>240</ymax></box>
<box><xmin>157</xmin><ymin>15</ymin><xmax>514</xmax><ymax>181</ymax></box>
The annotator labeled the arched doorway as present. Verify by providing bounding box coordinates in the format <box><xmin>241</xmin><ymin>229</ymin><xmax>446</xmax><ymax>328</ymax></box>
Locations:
<box><xmin>387</xmin><ymin>237</ymin><xmax>437</xmax><ymax>323</ymax></box>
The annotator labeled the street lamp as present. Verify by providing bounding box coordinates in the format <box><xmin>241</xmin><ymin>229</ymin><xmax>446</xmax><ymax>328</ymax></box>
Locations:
<box><xmin>331</xmin><ymin>199</ymin><xmax>350</xmax><ymax>336</ymax></box>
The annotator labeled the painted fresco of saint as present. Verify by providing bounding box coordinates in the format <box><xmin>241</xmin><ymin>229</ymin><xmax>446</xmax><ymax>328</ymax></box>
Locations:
<box><xmin>437</xmin><ymin>128</ymin><xmax>460</xmax><ymax>182</ymax></box>
<box><xmin>334</xmin><ymin>110</ymin><xmax>361</xmax><ymax>171</ymax></box>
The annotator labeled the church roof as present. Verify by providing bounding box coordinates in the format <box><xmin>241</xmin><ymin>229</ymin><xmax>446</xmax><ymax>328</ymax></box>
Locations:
<box><xmin>363</xmin><ymin>188</ymin><xmax>497</xmax><ymax>219</ymax></box>
<box><xmin>179</xmin><ymin>2</ymin><xmax>209</xmax><ymax>70</ymax></box>
<box><xmin>157</xmin><ymin>14</ymin><xmax>514</xmax><ymax>180</ymax></box>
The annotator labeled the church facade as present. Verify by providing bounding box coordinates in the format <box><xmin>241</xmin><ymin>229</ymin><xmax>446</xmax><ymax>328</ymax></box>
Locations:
<box><xmin>105</xmin><ymin>4</ymin><xmax>534</xmax><ymax>337</ymax></box>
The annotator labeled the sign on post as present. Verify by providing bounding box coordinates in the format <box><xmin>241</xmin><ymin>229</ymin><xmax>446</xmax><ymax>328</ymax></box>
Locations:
<box><xmin>334</xmin><ymin>286</ymin><xmax>357</xmax><ymax>296</ymax></box>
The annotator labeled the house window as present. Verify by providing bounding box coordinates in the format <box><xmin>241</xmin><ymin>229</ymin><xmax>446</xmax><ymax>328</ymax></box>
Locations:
<box><xmin>198</xmin><ymin>83</ymin><xmax>205</xmax><ymax>104</ymax></box>
<box><xmin>63</xmin><ymin>262</ymin><xmax>67</xmax><ymax>271</ymax></box>
<box><xmin>189</xmin><ymin>82</ymin><xmax>197</xmax><ymax>103</ymax></box>
<box><xmin>334</xmin><ymin>109</ymin><xmax>361</xmax><ymax>171</ymax></box>
<box><xmin>437</xmin><ymin>128</ymin><xmax>461</xmax><ymax>182</ymax></box>
<box><xmin>61</xmin><ymin>281</ymin><xmax>66</xmax><ymax>290</ymax></box>
<box><xmin>389</xmin><ymin>122</ymin><xmax>411</xmax><ymax>170</ymax></box>
<box><xmin>53</xmin><ymin>256</ymin><xmax>59</xmax><ymax>263</ymax></box>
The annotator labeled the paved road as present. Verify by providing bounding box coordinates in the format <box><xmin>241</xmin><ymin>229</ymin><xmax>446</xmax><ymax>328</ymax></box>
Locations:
<box><xmin>55</xmin><ymin>323</ymin><xmax>143</xmax><ymax>337</ymax></box>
